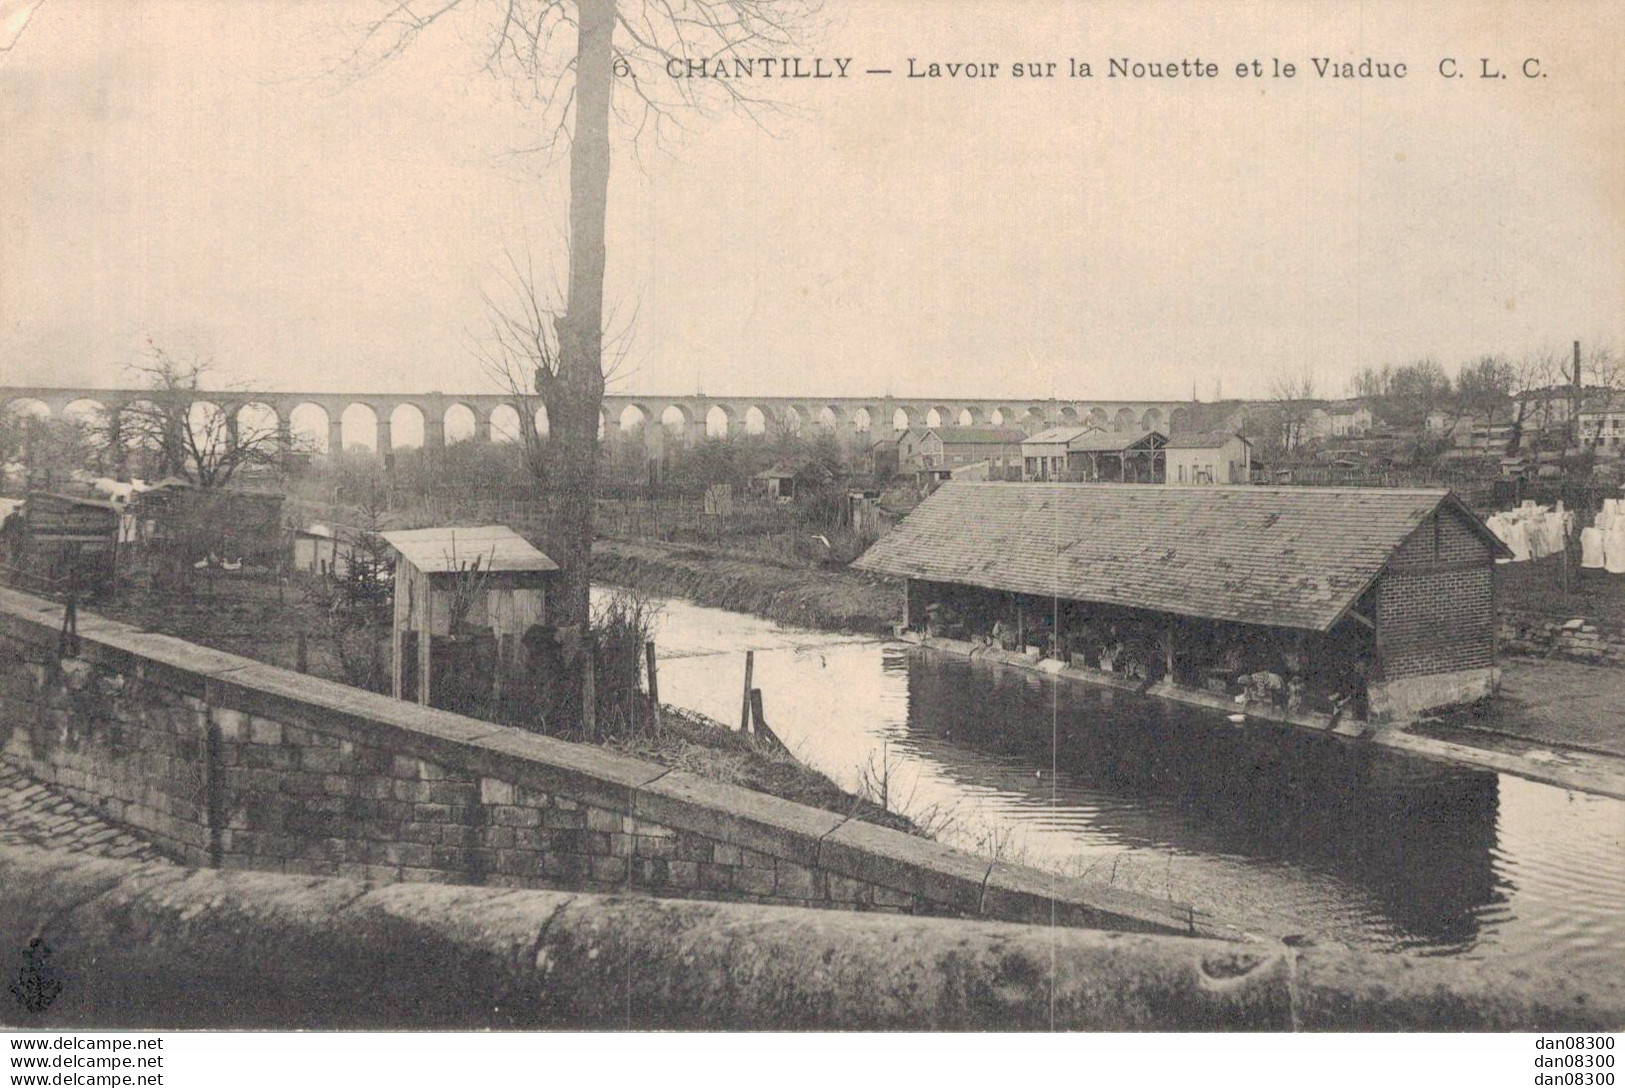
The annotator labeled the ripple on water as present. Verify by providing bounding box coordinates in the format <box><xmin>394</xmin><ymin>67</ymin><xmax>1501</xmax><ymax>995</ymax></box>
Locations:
<box><xmin>614</xmin><ymin>589</ymin><xmax>1625</xmax><ymax>983</ymax></box>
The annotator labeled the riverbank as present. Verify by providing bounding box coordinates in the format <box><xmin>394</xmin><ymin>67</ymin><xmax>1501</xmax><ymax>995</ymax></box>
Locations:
<box><xmin>88</xmin><ymin>574</ymin><xmax>918</xmax><ymax>837</ymax></box>
<box><xmin>591</xmin><ymin>538</ymin><xmax>900</xmax><ymax>635</ymax></box>
<box><xmin>1430</xmin><ymin>658</ymin><xmax>1625</xmax><ymax>759</ymax></box>
<box><xmin>594</xmin><ymin>538</ymin><xmax>1625</xmax><ymax>790</ymax></box>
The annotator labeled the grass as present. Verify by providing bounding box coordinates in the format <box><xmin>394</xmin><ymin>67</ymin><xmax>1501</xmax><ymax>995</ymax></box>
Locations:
<box><xmin>599</xmin><ymin>706</ymin><xmax>917</xmax><ymax>835</ymax></box>
<box><xmin>591</xmin><ymin>538</ymin><xmax>901</xmax><ymax>635</ymax></box>
<box><xmin>1496</xmin><ymin>557</ymin><xmax>1625</xmax><ymax>624</ymax></box>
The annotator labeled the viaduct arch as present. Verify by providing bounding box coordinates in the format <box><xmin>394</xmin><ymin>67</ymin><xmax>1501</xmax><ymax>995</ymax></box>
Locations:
<box><xmin>0</xmin><ymin>386</ymin><xmax>1192</xmax><ymax>459</ymax></box>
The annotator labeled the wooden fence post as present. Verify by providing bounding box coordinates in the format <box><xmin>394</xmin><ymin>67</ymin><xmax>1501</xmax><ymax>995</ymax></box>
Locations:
<box><xmin>645</xmin><ymin>640</ymin><xmax>660</xmax><ymax>711</ymax></box>
<box><xmin>582</xmin><ymin>648</ymin><xmax>596</xmax><ymax>740</ymax></box>
<box><xmin>749</xmin><ymin>687</ymin><xmax>790</xmax><ymax>754</ymax></box>
<box><xmin>740</xmin><ymin>650</ymin><xmax>755</xmax><ymax>732</ymax></box>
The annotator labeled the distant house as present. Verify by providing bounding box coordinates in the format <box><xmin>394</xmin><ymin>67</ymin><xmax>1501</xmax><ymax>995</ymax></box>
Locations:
<box><xmin>292</xmin><ymin>523</ymin><xmax>357</xmax><ymax>577</ymax></box>
<box><xmin>1021</xmin><ymin>427</ymin><xmax>1166</xmax><ymax>482</ymax></box>
<box><xmin>751</xmin><ymin>459</ymin><xmax>835</xmax><ymax>500</ymax></box>
<box><xmin>1328</xmin><ymin>400</ymin><xmax>1373</xmax><ymax>437</ymax></box>
<box><xmin>897</xmin><ymin>427</ymin><xmax>1026</xmax><ymax>478</ymax></box>
<box><xmin>1579</xmin><ymin>394</ymin><xmax>1625</xmax><ymax>453</ymax></box>
<box><xmin>1512</xmin><ymin>384</ymin><xmax>1622</xmax><ymax>440</ymax></box>
<box><xmin>895</xmin><ymin>428</ymin><xmax>927</xmax><ymax>470</ymax></box>
<box><xmin>1165</xmin><ymin>432</ymin><xmax>1254</xmax><ymax>485</ymax></box>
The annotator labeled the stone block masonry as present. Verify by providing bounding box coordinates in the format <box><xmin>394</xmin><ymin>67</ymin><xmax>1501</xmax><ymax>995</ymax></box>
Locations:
<box><xmin>0</xmin><ymin>587</ymin><xmax>1198</xmax><ymax>935</ymax></box>
<box><xmin>1500</xmin><ymin>608</ymin><xmax>1625</xmax><ymax>669</ymax></box>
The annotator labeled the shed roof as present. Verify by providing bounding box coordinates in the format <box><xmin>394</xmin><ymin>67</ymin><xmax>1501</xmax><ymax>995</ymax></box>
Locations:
<box><xmin>1022</xmin><ymin>426</ymin><xmax>1096</xmax><ymax>446</ymax></box>
<box><xmin>1023</xmin><ymin>429</ymin><xmax>1164</xmax><ymax>453</ymax></box>
<box><xmin>381</xmin><ymin>525</ymin><xmax>558</xmax><ymax>574</ymax></box>
<box><xmin>852</xmin><ymin>482</ymin><xmax>1508</xmax><ymax>632</ymax></box>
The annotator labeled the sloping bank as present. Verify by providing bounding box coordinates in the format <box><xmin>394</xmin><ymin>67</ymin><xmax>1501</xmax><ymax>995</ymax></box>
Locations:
<box><xmin>592</xmin><ymin>539</ymin><xmax>900</xmax><ymax>635</ymax></box>
<box><xmin>3</xmin><ymin>846</ymin><xmax>1619</xmax><ymax>1030</ymax></box>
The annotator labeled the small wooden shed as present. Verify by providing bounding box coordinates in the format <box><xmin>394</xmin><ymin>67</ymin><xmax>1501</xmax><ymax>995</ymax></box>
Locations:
<box><xmin>382</xmin><ymin>525</ymin><xmax>559</xmax><ymax>709</ymax></box>
<box><xmin>291</xmin><ymin>523</ymin><xmax>355</xmax><ymax>577</ymax></box>
<box><xmin>13</xmin><ymin>492</ymin><xmax>122</xmax><ymax>598</ymax></box>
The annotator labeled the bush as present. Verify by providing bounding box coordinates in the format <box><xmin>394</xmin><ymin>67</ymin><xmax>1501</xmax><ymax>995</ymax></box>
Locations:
<box><xmin>585</xmin><ymin>588</ymin><xmax>662</xmax><ymax>737</ymax></box>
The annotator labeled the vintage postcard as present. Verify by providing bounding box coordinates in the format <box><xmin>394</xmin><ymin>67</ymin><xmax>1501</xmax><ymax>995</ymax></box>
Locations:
<box><xmin>1</xmin><ymin>0</ymin><xmax>1622</xmax><ymax>1067</ymax></box>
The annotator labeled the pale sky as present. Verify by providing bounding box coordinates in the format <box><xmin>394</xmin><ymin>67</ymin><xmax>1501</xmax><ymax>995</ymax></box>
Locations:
<box><xmin>2</xmin><ymin>0</ymin><xmax>1622</xmax><ymax>401</ymax></box>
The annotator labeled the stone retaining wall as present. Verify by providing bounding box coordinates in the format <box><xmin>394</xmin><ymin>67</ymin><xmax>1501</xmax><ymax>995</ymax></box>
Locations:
<box><xmin>2</xmin><ymin>845</ymin><xmax>1617</xmax><ymax>1030</ymax></box>
<box><xmin>1500</xmin><ymin>608</ymin><xmax>1625</xmax><ymax>668</ymax></box>
<box><xmin>0</xmin><ymin>587</ymin><xmax>1196</xmax><ymax>935</ymax></box>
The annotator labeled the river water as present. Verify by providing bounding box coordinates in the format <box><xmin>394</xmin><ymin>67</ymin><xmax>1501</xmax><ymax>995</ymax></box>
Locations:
<box><xmin>601</xmin><ymin>589</ymin><xmax>1625</xmax><ymax>979</ymax></box>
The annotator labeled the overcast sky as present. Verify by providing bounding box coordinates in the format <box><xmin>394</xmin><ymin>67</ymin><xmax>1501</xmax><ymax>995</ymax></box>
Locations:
<box><xmin>2</xmin><ymin>0</ymin><xmax>1621</xmax><ymax>402</ymax></box>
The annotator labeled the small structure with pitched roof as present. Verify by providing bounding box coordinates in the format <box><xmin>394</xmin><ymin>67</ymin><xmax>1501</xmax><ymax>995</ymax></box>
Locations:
<box><xmin>854</xmin><ymin>482</ymin><xmax>1510</xmax><ymax>720</ymax></box>
<box><xmin>751</xmin><ymin>458</ymin><xmax>835</xmax><ymax>500</ymax></box>
<box><xmin>1164</xmin><ymin>431</ymin><xmax>1255</xmax><ymax>484</ymax></box>
<box><xmin>381</xmin><ymin>525</ymin><xmax>559</xmax><ymax>709</ymax></box>
<box><xmin>909</xmin><ymin>426</ymin><xmax>1029</xmax><ymax>480</ymax></box>
<box><xmin>1021</xmin><ymin>427</ymin><xmax>1166</xmax><ymax>482</ymax></box>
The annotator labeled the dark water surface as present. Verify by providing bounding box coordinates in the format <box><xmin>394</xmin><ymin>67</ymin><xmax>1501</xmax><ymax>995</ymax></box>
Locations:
<box><xmin>604</xmin><ymin>589</ymin><xmax>1625</xmax><ymax>980</ymax></box>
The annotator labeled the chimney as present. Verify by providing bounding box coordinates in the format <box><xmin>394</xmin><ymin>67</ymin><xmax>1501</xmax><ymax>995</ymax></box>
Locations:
<box><xmin>1574</xmin><ymin>340</ymin><xmax>1583</xmax><ymax>388</ymax></box>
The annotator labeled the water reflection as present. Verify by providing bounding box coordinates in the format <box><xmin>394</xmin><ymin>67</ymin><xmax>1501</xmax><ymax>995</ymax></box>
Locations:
<box><xmin>901</xmin><ymin>651</ymin><xmax>1504</xmax><ymax>951</ymax></box>
<box><xmin>607</xmin><ymin>588</ymin><xmax>1625</xmax><ymax>979</ymax></box>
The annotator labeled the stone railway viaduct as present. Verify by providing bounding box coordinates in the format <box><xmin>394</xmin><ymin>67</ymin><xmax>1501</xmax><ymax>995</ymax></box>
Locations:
<box><xmin>0</xmin><ymin>386</ymin><xmax>1191</xmax><ymax>455</ymax></box>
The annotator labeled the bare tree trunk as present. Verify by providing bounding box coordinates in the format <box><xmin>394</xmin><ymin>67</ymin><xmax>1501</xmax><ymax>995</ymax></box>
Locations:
<box><xmin>548</xmin><ymin>0</ymin><xmax>615</xmax><ymax>630</ymax></box>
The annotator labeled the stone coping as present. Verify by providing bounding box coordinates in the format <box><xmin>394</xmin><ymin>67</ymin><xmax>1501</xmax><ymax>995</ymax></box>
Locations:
<box><xmin>1</xmin><ymin>845</ymin><xmax>1618</xmax><ymax>1031</ymax></box>
<box><xmin>0</xmin><ymin>587</ymin><xmax>1205</xmax><ymax>936</ymax></box>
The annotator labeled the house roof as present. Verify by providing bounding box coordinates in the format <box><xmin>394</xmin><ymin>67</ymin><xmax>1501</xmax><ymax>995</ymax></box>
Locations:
<box><xmin>754</xmin><ymin>458</ymin><xmax>833</xmax><ymax>481</ymax></box>
<box><xmin>1024</xmin><ymin>428</ymin><xmax>1164</xmax><ymax>453</ymax></box>
<box><xmin>381</xmin><ymin>525</ymin><xmax>557</xmax><ymax>574</ymax></box>
<box><xmin>1165</xmin><ymin>430</ymin><xmax>1246</xmax><ymax>450</ymax></box>
<box><xmin>1023</xmin><ymin>426</ymin><xmax>1096</xmax><ymax>446</ymax></box>
<box><xmin>929</xmin><ymin>427</ymin><xmax>1027</xmax><ymax>445</ymax></box>
<box><xmin>1171</xmin><ymin>401</ymin><xmax>1251</xmax><ymax>435</ymax></box>
<box><xmin>852</xmin><ymin>482</ymin><xmax>1509</xmax><ymax>632</ymax></box>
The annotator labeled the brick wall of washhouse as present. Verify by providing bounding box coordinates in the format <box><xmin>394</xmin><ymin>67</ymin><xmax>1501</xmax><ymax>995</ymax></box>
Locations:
<box><xmin>1377</xmin><ymin>509</ymin><xmax>1497</xmax><ymax>682</ymax></box>
<box><xmin>0</xmin><ymin>587</ymin><xmax>1196</xmax><ymax>936</ymax></box>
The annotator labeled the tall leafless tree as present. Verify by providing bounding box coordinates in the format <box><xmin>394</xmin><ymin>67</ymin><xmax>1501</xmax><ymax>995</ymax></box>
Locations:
<box><xmin>345</xmin><ymin>0</ymin><xmax>820</xmax><ymax>631</ymax></box>
<box><xmin>1264</xmin><ymin>365</ymin><xmax>1318</xmax><ymax>451</ymax></box>
<box><xmin>114</xmin><ymin>344</ymin><xmax>289</xmax><ymax>488</ymax></box>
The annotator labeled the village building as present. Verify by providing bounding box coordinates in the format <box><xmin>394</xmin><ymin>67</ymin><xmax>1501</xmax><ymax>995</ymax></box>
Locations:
<box><xmin>894</xmin><ymin>426</ymin><xmax>1027</xmax><ymax>478</ymax></box>
<box><xmin>1021</xmin><ymin>427</ymin><xmax>1166</xmax><ymax>482</ymax></box>
<box><xmin>382</xmin><ymin>525</ymin><xmax>558</xmax><ymax>716</ymax></box>
<box><xmin>291</xmin><ymin>523</ymin><xmax>358</xmax><ymax>577</ymax></box>
<box><xmin>1164</xmin><ymin>431</ymin><xmax>1254</xmax><ymax>484</ymax></box>
<box><xmin>750</xmin><ymin>458</ymin><xmax>835</xmax><ymax>500</ymax></box>
<box><xmin>1510</xmin><ymin>384</ymin><xmax>1620</xmax><ymax>443</ymax></box>
<box><xmin>853</xmin><ymin>482</ymin><xmax>1510</xmax><ymax>721</ymax></box>
<box><xmin>1327</xmin><ymin>399</ymin><xmax>1374</xmax><ymax>437</ymax></box>
<box><xmin>894</xmin><ymin>428</ymin><xmax>927</xmax><ymax>469</ymax></box>
<box><xmin>1578</xmin><ymin>394</ymin><xmax>1625</xmax><ymax>454</ymax></box>
<box><xmin>1427</xmin><ymin>410</ymin><xmax>1518</xmax><ymax>456</ymax></box>
<box><xmin>8</xmin><ymin>492</ymin><xmax>122</xmax><ymax>598</ymax></box>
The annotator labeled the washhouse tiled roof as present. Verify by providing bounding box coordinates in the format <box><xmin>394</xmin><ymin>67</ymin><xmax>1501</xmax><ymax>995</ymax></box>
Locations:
<box><xmin>852</xmin><ymin>482</ymin><xmax>1506</xmax><ymax>632</ymax></box>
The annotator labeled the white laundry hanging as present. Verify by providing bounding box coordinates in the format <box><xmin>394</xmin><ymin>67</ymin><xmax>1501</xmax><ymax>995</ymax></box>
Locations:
<box><xmin>1581</xmin><ymin>527</ymin><xmax>1606</xmax><ymax>569</ymax></box>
